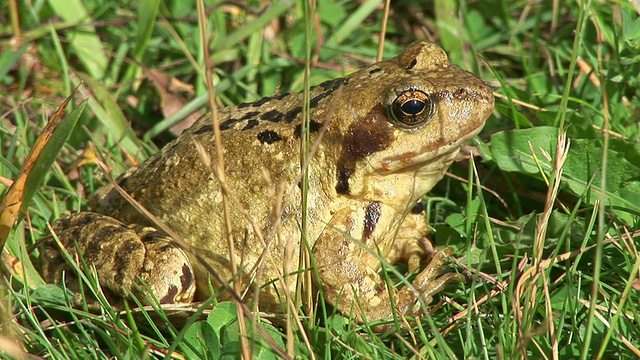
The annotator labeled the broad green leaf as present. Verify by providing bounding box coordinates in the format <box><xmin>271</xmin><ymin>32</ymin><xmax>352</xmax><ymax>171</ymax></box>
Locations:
<box><xmin>490</xmin><ymin>127</ymin><xmax>640</xmax><ymax>222</ymax></box>
<box><xmin>220</xmin><ymin>319</ymin><xmax>284</xmax><ymax>360</ymax></box>
<box><xmin>318</xmin><ymin>1</ymin><xmax>348</xmax><ymax>28</ymax></box>
<box><xmin>206</xmin><ymin>301</ymin><xmax>238</xmax><ymax>336</ymax></box>
<box><xmin>622</xmin><ymin>7</ymin><xmax>640</xmax><ymax>47</ymax></box>
<box><xmin>180</xmin><ymin>302</ymin><xmax>285</xmax><ymax>359</ymax></box>
<box><xmin>562</xmin><ymin>138</ymin><xmax>640</xmax><ymax>215</ymax></box>
<box><xmin>490</xmin><ymin>126</ymin><xmax>558</xmax><ymax>174</ymax></box>
<box><xmin>182</xmin><ymin>321</ymin><xmax>220</xmax><ymax>360</ymax></box>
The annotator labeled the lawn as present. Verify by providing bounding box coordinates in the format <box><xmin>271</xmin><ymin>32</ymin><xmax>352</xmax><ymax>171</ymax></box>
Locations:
<box><xmin>1</xmin><ymin>0</ymin><xmax>639</xmax><ymax>359</ymax></box>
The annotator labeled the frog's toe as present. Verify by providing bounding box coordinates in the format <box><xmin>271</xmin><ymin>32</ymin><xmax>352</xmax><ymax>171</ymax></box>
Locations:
<box><xmin>413</xmin><ymin>247</ymin><xmax>462</xmax><ymax>303</ymax></box>
<box><xmin>132</xmin><ymin>225</ymin><xmax>196</xmax><ymax>304</ymax></box>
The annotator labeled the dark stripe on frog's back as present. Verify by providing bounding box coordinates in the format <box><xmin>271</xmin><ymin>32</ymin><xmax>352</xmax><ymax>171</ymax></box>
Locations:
<box><xmin>118</xmin><ymin>75</ymin><xmax>354</xmax><ymax>197</ymax></box>
<box><xmin>190</xmin><ymin>77</ymin><xmax>350</xmax><ymax>143</ymax></box>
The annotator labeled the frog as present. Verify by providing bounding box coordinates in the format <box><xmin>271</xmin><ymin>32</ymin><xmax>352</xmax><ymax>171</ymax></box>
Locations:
<box><xmin>43</xmin><ymin>40</ymin><xmax>494</xmax><ymax>322</ymax></box>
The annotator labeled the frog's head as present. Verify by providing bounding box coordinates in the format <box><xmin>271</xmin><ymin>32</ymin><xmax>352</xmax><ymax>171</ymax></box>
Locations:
<box><xmin>330</xmin><ymin>41</ymin><xmax>494</xmax><ymax>206</ymax></box>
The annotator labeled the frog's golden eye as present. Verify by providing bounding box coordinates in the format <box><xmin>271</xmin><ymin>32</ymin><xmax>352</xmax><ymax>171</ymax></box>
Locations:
<box><xmin>388</xmin><ymin>89</ymin><xmax>435</xmax><ymax>129</ymax></box>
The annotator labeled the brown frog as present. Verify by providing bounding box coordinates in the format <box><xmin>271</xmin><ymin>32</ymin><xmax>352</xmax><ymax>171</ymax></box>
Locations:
<box><xmin>44</xmin><ymin>41</ymin><xmax>494</xmax><ymax>322</ymax></box>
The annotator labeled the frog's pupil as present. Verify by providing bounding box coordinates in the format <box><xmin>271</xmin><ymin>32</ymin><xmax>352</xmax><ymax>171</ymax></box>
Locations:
<box><xmin>401</xmin><ymin>99</ymin><xmax>425</xmax><ymax>115</ymax></box>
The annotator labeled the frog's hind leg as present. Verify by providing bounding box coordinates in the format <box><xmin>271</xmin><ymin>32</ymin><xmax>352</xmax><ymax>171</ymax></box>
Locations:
<box><xmin>44</xmin><ymin>212</ymin><xmax>196</xmax><ymax>305</ymax></box>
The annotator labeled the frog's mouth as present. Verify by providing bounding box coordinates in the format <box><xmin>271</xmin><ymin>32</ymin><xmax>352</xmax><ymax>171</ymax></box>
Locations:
<box><xmin>377</xmin><ymin>124</ymin><xmax>483</xmax><ymax>174</ymax></box>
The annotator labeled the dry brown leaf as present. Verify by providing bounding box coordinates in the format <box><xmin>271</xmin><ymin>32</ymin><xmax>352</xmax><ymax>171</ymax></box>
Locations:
<box><xmin>143</xmin><ymin>68</ymin><xmax>203</xmax><ymax>136</ymax></box>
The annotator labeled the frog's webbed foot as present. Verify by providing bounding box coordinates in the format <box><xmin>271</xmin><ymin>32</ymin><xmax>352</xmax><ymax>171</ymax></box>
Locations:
<box><xmin>392</xmin><ymin>205</ymin><xmax>463</xmax><ymax>306</ymax></box>
<box><xmin>44</xmin><ymin>212</ymin><xmax>196</xmax><ymax>305</ymax></box>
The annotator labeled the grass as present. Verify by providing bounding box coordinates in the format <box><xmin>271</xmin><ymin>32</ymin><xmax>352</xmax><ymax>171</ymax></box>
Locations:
<box><xmin>1</xmin><ymin>0</ymin><xmax>640</xmax><ymax>359</ymax></box>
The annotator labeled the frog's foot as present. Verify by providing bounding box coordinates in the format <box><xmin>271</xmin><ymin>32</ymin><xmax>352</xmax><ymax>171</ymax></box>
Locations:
<box><xmin>407</xmin><ymin>247</ymin><xmax>464</xmax><ymax>307</ymax></box>
<box><xmin>44</xmin><ymin>212</ymin><xmax>196</xmax><ymax>305</ymax></box>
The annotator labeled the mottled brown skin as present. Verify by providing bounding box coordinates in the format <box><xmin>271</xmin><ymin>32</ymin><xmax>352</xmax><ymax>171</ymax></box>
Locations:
<box><xmin>45</xmin><ymin>41</ymin><xmax>494</xmax><ymax>321</ymax></box>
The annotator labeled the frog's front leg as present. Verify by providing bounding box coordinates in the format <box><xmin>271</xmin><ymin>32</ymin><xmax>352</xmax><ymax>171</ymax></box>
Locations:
<box><xmin>313</xmin><ymin>206</ymin><xmax>459</xmax><ymax>322</ymax></box>
<box><xmin>389</xmin><ymin>209</ymin><xmax>434</xmax><ymax>273</ymax></box>
<box><xmin>44</xmin><ymin>212</ymin><xmax>196</xmax><ymax>305</ymax></box>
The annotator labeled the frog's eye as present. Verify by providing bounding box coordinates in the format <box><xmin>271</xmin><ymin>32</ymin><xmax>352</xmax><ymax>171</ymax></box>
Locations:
<box><xmin>388</xmin><ymin>89</ymin><xmax>435</xmax><ymax>129</ymax></box>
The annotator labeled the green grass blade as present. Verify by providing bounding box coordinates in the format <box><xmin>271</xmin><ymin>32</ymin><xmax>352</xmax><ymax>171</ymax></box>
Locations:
<box><xmin>212</xmin><ymin>0</ymin><xmax>293</xmax><ymax>49</ymax></box>
<box><xmin>47</xmin><ymin>0</ymin><xmax>109</xmax><ymax>79</ymax></box>
<box><xmin>121</xmin><ymin>0</ymin><xmax>161</xmax><ymax>87</ymax></box>
<box><xmin>326</xmin><ymin>0</ymin><xmax>381</xmax><ymax>46</ymax></box>
<box><xmin>77</xmin><ymin>74</ymin><xmax>148</xmax><ymax>162</ymax></box>
<box><xmin>0</xmin><ymin>43</ymin><xmax>29</xmax><ymax>81</ymax></box>
<box><xmin>134</xmin><ymin>0</ymin><xmax>161</xmax><ymax>62</ymax></box>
